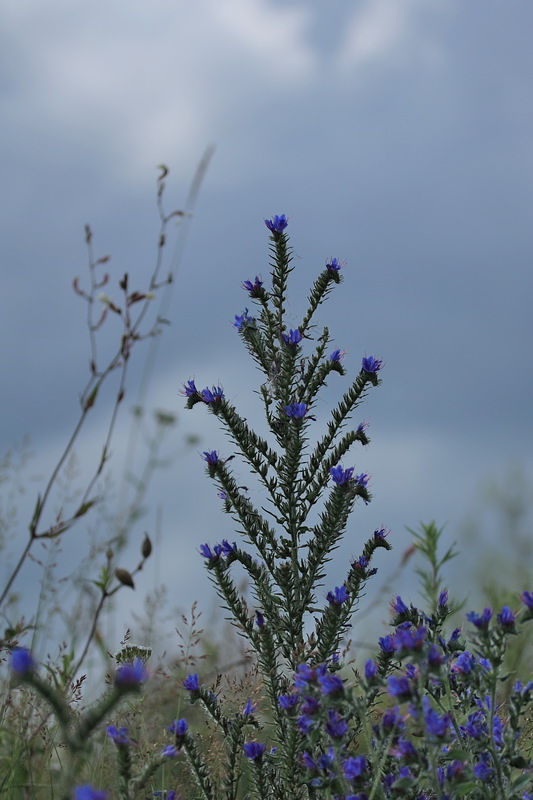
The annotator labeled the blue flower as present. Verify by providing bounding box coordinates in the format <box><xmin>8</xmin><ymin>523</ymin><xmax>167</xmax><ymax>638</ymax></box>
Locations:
<box><xmin>278</xmin><ymin>693</ymin><xmax>298</xmax><ymax>710</ymax></box>
<box><xmin>329</xmin><ymin>349</ymin><xmax>346</xmax><ymax>362</ymax></box>
<box><xmin>220</xmin><ymin>539</ymin><xmax>237</xmax><ymax>556</ymax></box>
<box><xmin>115</xmin><ymin>658</ymin><xmax>147</xmax><ymax>688</ymax></box>
<box><xmin>199</xmin><ymin>543</ymin><xmax>221</xmax><ymax>560</ymax></box>
<box><xmin>343</xmin><ymin>755</ymin><xmax>367</xmax><ymax>780</ymax></box>
<box><xmin>391</xmin><ymin>596</ymin><xmax>409</xmax><ymax>616</ymax></box>
<box><xmin>106</xmin><ymin>726</ymin><xmax>133</xmax><ymax>745</ymax></box>
<box><xmin>326</xmin><ymin>586</ymin><xmax>349</xmax><ymax>605</ymax></box>
<box><xmin>265</xmin><ymin>214</ymin><xmax>288</xmax><ymax>234</ymax></box>
<box><xmin>285</xmin><ymin>402</ymin><xmax>307</xmax><ymax>419</ymax></box>
<box><xmin>281</xmin><ymin>328</ymin><xmax>302</xmax><ymax>346</ymax></box>
<box><xmin>255</xmin><ymin>610</ymin><xmax>265</xmax><ymax>628</ymax></box>
<box><xmin>167</xmin><ymin>718</ymin><xmax>188</xmax><ymax>736</ymax></box>
<box><xmin>374</xmin><ymin>527</ymin><xmax>390</xmax><ymax>541</ymax></box>
<box><xmin>242</xmin><ymin>698</ymin><xmax>256</xmax><ymax>716</ymax></box>
<box><xmin>423</xmin><ymin>697</ymin><xmax>451</xmax><ymax>739</ymax></box>
<box><xmin>242</xmin><ymin>276</ymin><xmax>263</xmax><ymax>295</ymax></box>
<box><xmin>243</xmin><ymin>741</ymin><xmax>266</xmax><ymax>760</ymax></box>
<box><xmin>473</xmin><ymin>752</ymin><xmax>494</xmax><ymax>780</ymax></box>
<box><xmin>201</xmin><ymin>450</ymin><xmax>219</xmax><ymax>466</ymax></box>
<box><xmin>521</xmin><ymin>591</ymin><xmax>533</xmax><ymax>610</ymax></box>
<box><xmin>451</xmin><ymin>651</ymin><xmax>476</xmax><ymax>675</ymax></box>
<box><xmin>497</xmin><ymin>605</ymin><xmax>516</xmax><ymax>629</ymax></box>
<box><xmin>318</xmin><ymin>672</ymin><xmax>344</xmax><ymax>695</ymax></box>
<box><xmin>234</xmin><ymin>309</ymin><xmax>254</xmax><ymax>330</ymax></box>
<box><xmin>10</xmin><ymin>648</ymin><xmax>35</xmax><ymax>676</ymax></box>
<box><xmin>201</xmin><ymin>385</ymin><xmax>224</xmax><ymax>404</ymax></box>
<box><xmin>439</xmin><ymin>589</ymin><xmax>449</xmax><ymax>608</ymax></box>
<box><xmin>180</xmin><ymin>379</ymin><xmax>198</xmax><ymax>397</ymax></box>
<box><xmin>387</xmin><ymin>675</ymin><xmax>412</xmax><ymax>700</ymax></box>
<box><xmin>183</xmin><ymin>673</ymin><xmax>199</xmax><ymax>692</ymax></box>
<box><xmin>294</xmin><ymin>663</ymin><xmax>315</xmax><ymax>688</ymax></box>
<box><xmin>355</xmin><ymin>472</ymin><xmax>369</xmax><ymax>488</ymax></box>
<box><xmin>466</xmin><ymin>608</ymin><xmax>492</xmax><ymax>629</ymax></box>
<box><xmin>161</xmin><ymin>745</ymin><xmax>179</xmax><ymax>758</ymax></box>
<box><xmin>393</xmin><ymin>625</ymin><xmax>427</xmax><ymax>653</ymax></box>
<box><xmin>325</xmin><ymin>709</ymin><xmax>348</xmax><ymax>739</ymax></box>
<box><xmin>364</xmin><ymin>659</ymin><xmax>378</xmax><ymax>680</ymax></box>
<box><xmin>74</xmin><ymin>786</ymin><xmax>108</xmax><ymax>800</ymax></box>
<box><xmin>329</xmin><ymin>465</ymin><xmax>354</xmax><ymax>485</ymax></box>
<box><xmin>381</xmin><ymin>706</ymin><xmax>405</xmax><ymax>733</ymax></box>
<box><xmin>326</xmin><ymin>258</ymin><xmax>344</xmax><ymax>272</ymax></box>
<box><xmin>378</xmin><ymin>635</ymin><xmax>396</xmax><ymax>654</ymax></box>
<box><xmin>361</xmin><ymin>356</ymin><xmax>382</xmax><ymax>373</ymax></box>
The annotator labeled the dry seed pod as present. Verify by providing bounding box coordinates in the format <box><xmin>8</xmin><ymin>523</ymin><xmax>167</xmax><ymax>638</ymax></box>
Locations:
<box><xmin>141</xmin><ymin>534</ymin><xmax>152</xmax><ymax>559</ymax></box>
<box><xmin>115</xmin><ymin>568</ymin><xmax>135</xmax><ymax>589</ymax></box>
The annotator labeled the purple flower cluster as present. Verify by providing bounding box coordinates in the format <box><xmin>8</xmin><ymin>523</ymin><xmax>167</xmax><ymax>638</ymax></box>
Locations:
<box><xmin>264</xmin><ymin>214</ymin><xmax>288</xmax><ymax>234</ymax></box>
<box><xmin>199</xmin><ymin>539</ymin><xmax>237</xmax><ymax>561</ymax></box>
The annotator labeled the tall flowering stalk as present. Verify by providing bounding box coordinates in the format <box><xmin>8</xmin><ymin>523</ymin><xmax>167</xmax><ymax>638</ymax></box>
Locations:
<box><xmin>181</xmin><ymin>216</ymin><xmax>389</xmax><ymax>797</ymax></box>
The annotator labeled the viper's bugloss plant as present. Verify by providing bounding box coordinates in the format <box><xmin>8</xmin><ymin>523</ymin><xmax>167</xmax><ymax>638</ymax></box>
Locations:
<box><xmin>8</xmin><ymin>215</ymin><xmax>533</xmax><ymax>799</ymax></box>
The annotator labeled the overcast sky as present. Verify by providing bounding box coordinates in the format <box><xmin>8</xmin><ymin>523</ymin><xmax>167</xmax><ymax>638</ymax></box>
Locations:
<box><xmin>1</xmin><ymin>0</ymin><xmax>532</xmax><ymax>666</ymax></box>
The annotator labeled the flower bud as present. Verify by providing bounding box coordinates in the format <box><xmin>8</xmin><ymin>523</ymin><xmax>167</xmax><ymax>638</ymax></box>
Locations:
<box><xmin>115</xmin><ymin>568</ymin><xmax>135</xmax><ymax>589</ymax></box>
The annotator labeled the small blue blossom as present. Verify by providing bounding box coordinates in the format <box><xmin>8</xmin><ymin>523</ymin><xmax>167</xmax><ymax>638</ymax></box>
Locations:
<box><xmin>329</xmin><ymin>349</ymin><xmax>346</xmax><ymax>362</ymax></box>
<box><xmin>74</xmin><ymin>786</ymin><xmax>108</xmax><ymax>800</ymax></box>
<box><xmin>300</xmin><ymin>695</ymin><xmax>320</xmax><ymax>715</ymax></box>
<box><xmin>329</xmin><ymin>465</ymin><xmax>354</xmax><ymax>485</ymax></box>
<box><xmin>167</xmin><ymin>718</ymin><xmax>188</xmax><ymax>736</ymax></box>
<box><xmin>326</xmin><ymin>585</ymin><xmax>350</xmax><ymax>605</ymax></box>
<box><xmin>325</xmin><ymin>709</ymin><xmax>348</xmax><ymax>739</ymax></box>
<box><xmin>439</xmin><ymin>589</ymin><xmax>449</xmax><ymax>608</ymax></box>
<box><xmin>298</xmin><ymin>714</ymin><xmax>315</xmax><ymax>734</ymax></box>
<box><xmin>451</xmin><ymin>651</ymin><xmax>476</xmax><ymax>675</ymax></box>
<box><xmin>497</xmin><ymin>605</ymin><xmax>516</xmax><ymax>629</ymax></box>
<box><xmin>285</xmin><ymin>402</ymin><xmax>307</xmax><ymax>419</ymax></box>
<box><xmin>265</xmin><ymin>214</ymin><xmax>288</xmax><ymax>233</ymax></box>
<box><xmin>106</xmin><ymin>726</ymin><xmax>133</xmax><ymax>745</ymax></box>
<box><xmin>201</xmin><ymin>386</ymin><xmax>224</xmax><ymax>404</ymax></box>
<box><xmin>234</xmin><ymin>309</ymin><xmax>254</xmax><ymax>330</ymax></box>
<box><xmin>180</xmin><ymin>379</ymin><xmax>198</xmax><ymax>397</ymax></box>
<box><xmin>391</xmin><ymin>595</ymin><xmax>409</xmax><ymax>616</ymax></box>
<box><xmin>521</xmin><ymin>590</ymin><xmax>533</xmax><ymax>610</ymax></box>
<box><xmin>356</xmin><ymin>420</ymin><xmax>369</xmax><ymax>435</ymax></box>
<box><xmin>183</xmin><ymin>673</ymin><xmax>199</xmax><ymax>692</ymax></box>
<box><xmin>423</xmin><ymin>697</ymin><xmax>451</xmax><ymax>739</ymax></box>
<box><xmin>199</xmin><ymin>543</ymin><xmax>221</xmax><ymax>560</ymax></box>
<box><xmin>387</xmin><ymin>675</ymin><xmax>412</xmax><ymax>700</ymax></box>
<box><xmin>115</xmin><ymin>658</ymin><xmax>147</xmax><ymax>688</ymax></box>
<box><xmin>278</xmin><ymin>693</ymin><xmax>299</xmax><ymax>710</ymax></box>
<box><xmin>161</xmin><ymin>745</ymin><xmax>179</xmax><ymax>758</ymax></box>
<box><xmin>343</xmin><ymin>755</ymin><xmax>367</xmax><ymax>781</ymax></box>
<box><xmin>242</xmin><ymin>276</ymin><xmax>263</xmax><ymax>295</ymax></box>
<box><xmin>10</xmin><ymin>648</ymin><xmax>35</xmax><ymax>676</ymax></box>
<box><xmin>378</xmin><ymin>635</ymin><xmax>396</xmax><ymax>654</ymax></box>
<box><xmin>365</xmin><ymin>659</ymin><xmax>378</xmax><ymax>680</ymax></box>
<box><xmin>318</xmin><ymin>672</ymin><xmax>344</xmax><ymax>695</ymax></box>
<box><xmin>361</xmin><ymin>356</ymin><xmax>382</xmax><ymax>373</ymax></box>
<box><xmin>393</xmin><ymin>625</ymin><xmax>427</xmax><ymax>653</ymax></box>
<box><xmin>301</xmin><ymin>751</ymin><xmax>317</xmax><ymax>770</ymax></box>
<box><xmin>242</xmin><ymin>698</ymin><xmax>256</xmax><ymax>716</ymax></box>
<box><xmin>473</xmin><ymin>752</ymin><xmax>494</xmax><ymax>781</ymax></box>
<box><xmin>467</xmin><ymin>608</ymin><xmax>492</xmax><ymax>629</ymax></box>
<box><xmin>374</xmin><ymin>527</ymin><xmax>390</xmax><ymax>540</ymax></box>
<box><xmin>201</xmin><ymin>450</ymin><xmax>219</xmax><ymax>465</ymax></box>
<box><xmin>220</xmin><ymin>539</ymin><xmax>237</xmax><ymax>556</ymax></box>
<box><xmin>255</xmin><ymin>610</ymin><xmax>265</xmax><ymax>628</ymax></box>
<box><xmin>391</xmin><ymin>737</ymin><xmax>417</xmax><ymax>760</ymax></box>
<box><xmin>294</xmin><ymin>663</ymin><xmax>315</xmax><ymax>688</ymax></box>
<box><xmin>381</xmin><ymin>706</ymin><xmax>405</xmax><ymax>733</ymax></box>
<box><xmin>243</xmin><ymin>741</ymin><xmax>266</xmax><ymax>760</ymax></box>
<box><xmin>355</xmin><ymin>472</ymin><xmax>369</xmax><ymax>488</ymax></box>
<box><xmin>326</xmin><ymin>257</ymin><xmax>344</xmax><ymax>272</ymax></box>
<box><xmin>281</xmin><ymin>328</ymin><xmax>302</xmax><ymax>346</ymax></box>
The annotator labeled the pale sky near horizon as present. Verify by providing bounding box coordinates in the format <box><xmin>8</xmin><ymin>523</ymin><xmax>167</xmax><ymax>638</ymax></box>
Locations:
<box><xmin>1</xmin><ymin>0</ymin><xmax>532</xmax><ymax>666</ymax></box>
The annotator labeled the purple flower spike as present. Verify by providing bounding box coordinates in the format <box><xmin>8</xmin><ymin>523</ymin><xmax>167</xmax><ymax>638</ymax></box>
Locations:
<box><xmin>497</xmin><ymin>605</ymin><xmax>516</xmax><ymax>629</ymax></box>
<box><xmin>329</xmin><ymin>349</ymin><xmax>346</xmax><ymax>362</ymax></box>
<box><xmin>285</xmin><ymin>402</ymin><xmax>307</xmax><ymax>419</ymax></box>
<box><xmin>10</xmin><ymin>648</ymin><xmax>35</xmax><ymax>676</ymax></box>
<box><xmin>466</xmin><ymin>608</ymin><xmax>492</xmax><ymax>629</ymax></box>
<box><xmin>329</xmin><ymin>465</ymin><xmax>354</xmax><ymax>485</ymax></box>
<box><xmin>361</xmin><ymin>356</ymin><xmax>383</xmax><ymax>373</ymax></box>
<box><xmin>265</xmin><ymin>214</ymin><xmax>288</xmax><ymax>234</ymax></box>
<box><xmin>167</xmin><ymin>718</ymin><xmax>188</xmax><ymax>736</ymax></box>
<box><xmin>183</xmin><ymin>673</ymin><xmax>199</xmax><ymax>692</ymax></box>
<box><xmin>255</xmin><ymin>610</ymin><xmax>265</xmax><ymax>628</ymax></box>
<box><xmin>355</xmin><ymin>472</ymin><xmax>369</xmax><ymax>488</ymax></box>
<box><xmin>201</xmin><ymin>386</ymin><xmax>224</xmax><ymax>404</ymax></box>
